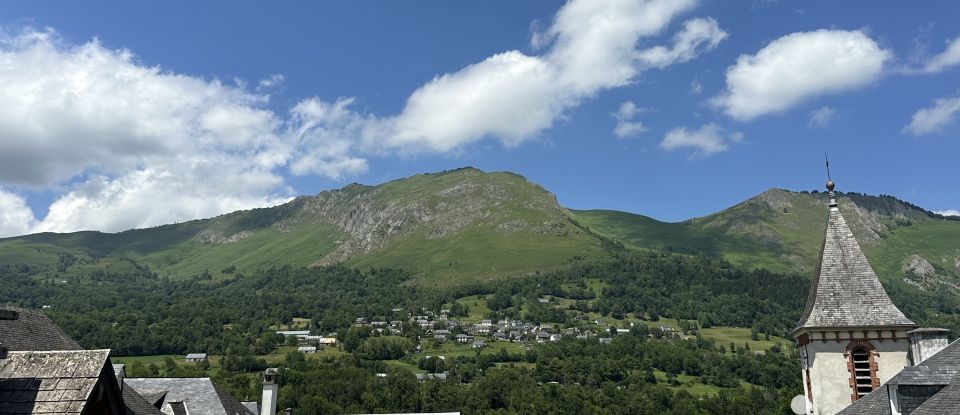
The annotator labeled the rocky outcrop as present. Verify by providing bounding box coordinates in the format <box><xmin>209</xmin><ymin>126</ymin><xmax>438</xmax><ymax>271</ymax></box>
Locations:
<box><xmin>193</xmin><ymin>229</ymin><xmax>253</xmax><ymax>244</ymax></box>
<box><xmin>902</xmin><ymin>254</ymin><xmax>960</xmax><ymax>294</ymax></box>
<box><xmin>258</xmin><ymin>169</ymin><xmax>578</xmax><ymax>264</ymax></box>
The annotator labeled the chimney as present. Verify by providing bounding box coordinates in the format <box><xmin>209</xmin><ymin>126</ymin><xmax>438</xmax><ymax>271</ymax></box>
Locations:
<box><xmin>908</xmin><ymin>328</ymin><xmax>950</xmax><ymax>365</ymax></box>
<box><xmin>260</xmin><ymin>368</ymin><xmax>279</xmax><ymax>415</ymax></box>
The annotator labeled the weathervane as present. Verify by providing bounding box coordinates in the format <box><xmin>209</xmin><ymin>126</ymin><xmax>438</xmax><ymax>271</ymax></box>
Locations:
<box><xmin>825</xmin><ymin>153</ymin><xmax>837</xmax><ymax>208</ymax></box>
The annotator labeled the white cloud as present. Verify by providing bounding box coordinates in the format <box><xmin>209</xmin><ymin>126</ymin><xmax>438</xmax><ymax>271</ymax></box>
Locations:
<box><xmin>903</xmin><ymin>95</ymin><xmax>960</xmax><ymax>136</ymax></box>
<box><xmin>808</xmin><ymin>106</ymin><xmax>836</xmax><ymax>128</ymax></box>
<box><xmin>258</xmin><ymin>73</ymin><xmax>285</xmax><ymax>90</ymax></box>
<box><xmin>713</xmin><ymin>29</ymin><xmax>890</xmax><ymax>121</ymax></box>
<box><xmin>660</xmin><ymin>123</ymin><xmax>740</xmax><ymax>157</ymax></box>
<box><xmin>612</xmin><ymin>101</ymin><xmax>648</xmax><ymax>138</ymax></box>
<box><xmin>689</xmin><ymin>79</ymin><xmax>703</xmax><ymax>94</ymax></box>
<box><xmin>384</xmin><ymin>0</ymin><xmax>723</xmax><ymax>151</ymax></box>
<box><xmin>287</xmin><ymin>97</ymin><xmax>374</xmax><ymax>178</ymax></box>
<box><xmin>636</xmin><ymin>17</ymin><xmax>728</xmax><ymax>69</ymax></box>
<box><xmin>0</xmin><ymin>28</ymin><xmax>295</xmax><ymax>235</ymax></box>
<box><xmin>935</xmin><ymin>209</ymin><xmax>960</xmax><ymax>217</ymax></box>
<box><xmin>0</xmin><ymin>189</ymin><xmax>36</xmax><ymax>238</ymax></box>
<box><xmin>922</xmin><ymin>37</ymin><xmax>960</xmax><ymax>74</ymax></box>
<box><xmin>387</xmin><ymin>51</ymin><xmax>559</xmax><ymax>151</ymax></box>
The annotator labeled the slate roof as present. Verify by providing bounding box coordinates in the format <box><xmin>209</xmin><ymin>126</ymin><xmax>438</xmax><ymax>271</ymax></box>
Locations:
<box><xmin>793</xmin><ymin>203</ymin><xmax>915</xmax><ymax>333</ymax></box>
<box><xmin>214</xmin><ymin>384</ymin><xmax>257</xmax><ymax>415</ymax></box>
<box><xmin>912</xmin><ymin>382</ymin><xmax>960</xmax><ymax>415</ymax></box>
<box><xmin>836</xmin><ymin>385</ymin><xmax>891</xmax><ymax>415</ymax></box>
<box><xmin>125</xmin><ymin>378</ymin><xmax>254</xmax><ymax>415</ymax></box>
<box><xmin>0</xmin><ymin>307</ymin><xmax>82</xmax><ymax>351</ymax></box>
<box><xmin>122</xmin><ymin>385</ymin><xmax>164</xmax><ymax>415</ymax></box>
<box><xmin>0</xmin><ymin>349</ymin><xmax>111</xmax><ymax>414</ymax></box>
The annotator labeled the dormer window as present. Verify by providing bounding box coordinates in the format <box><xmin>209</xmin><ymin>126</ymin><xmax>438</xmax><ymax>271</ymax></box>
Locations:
<box><xmin>846</xmin><ymin>341</ymin><xmax>879</xmax><ymax>402</ymax></box>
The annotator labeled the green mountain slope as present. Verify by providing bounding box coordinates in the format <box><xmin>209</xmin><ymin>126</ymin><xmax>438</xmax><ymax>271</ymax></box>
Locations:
<box><xmin>0</xmin><ymin>168</ymin><xmax>604</xmax><ymax>285</ymax></box>
<box><xmin>3</xmin><ymin>171</ymin><xmax>958</xmax><ymax>290</ymax></box>
<box><xmin>575</xmin><ymin>189</ymin><xmax>960</xmax><ymax>289</ymax></box>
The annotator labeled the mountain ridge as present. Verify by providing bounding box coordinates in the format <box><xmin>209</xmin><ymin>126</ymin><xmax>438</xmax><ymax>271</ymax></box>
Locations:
<box><xmin>2</xmin><ymin>168</ymin><xmax>958</xmax><ymax>291</ymax></box>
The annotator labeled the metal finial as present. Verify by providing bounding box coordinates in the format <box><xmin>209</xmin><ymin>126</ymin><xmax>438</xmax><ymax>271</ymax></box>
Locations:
<box><xmin>824</xmin><ymin>154</ymin><xmax>837</xmax><ymax>208</ymax></box>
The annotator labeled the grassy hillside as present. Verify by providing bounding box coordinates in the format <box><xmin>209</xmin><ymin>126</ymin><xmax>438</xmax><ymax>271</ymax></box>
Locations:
<box><xmin>575</xmin><ymin>189</ymin><xmax>960</xmax><ymax>288</ymax></box>
<box><xmin>0</xmin><ymin>168</ymin><xmax>604</xmax><ymax>285</ymax></box>
<box><xmin>3</xmin><ymin>171</ymin><xmax>958</xmax><ymax>290</ymax></box>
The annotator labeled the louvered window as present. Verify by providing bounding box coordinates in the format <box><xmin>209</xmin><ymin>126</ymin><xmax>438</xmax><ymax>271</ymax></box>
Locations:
<box><xmin>848</xmin><ymin>346</ymin><xmax>878</xmax><ymax>400</ymax></box>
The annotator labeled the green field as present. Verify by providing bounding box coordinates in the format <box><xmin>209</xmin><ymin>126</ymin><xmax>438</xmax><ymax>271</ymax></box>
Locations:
<box><xmin>699</xmin><ymin>327</ymin><xmax>789</xmax><ymax>352</ymax></box>
<box><xmin>451</xmin><ymin>295</ymin><xmax>492</xmax><ymax>324</ymax></box>
<box><xmin>652</xmin><ymin>370</ymin><xmax>752</xmax><ymax>396</ymax></box>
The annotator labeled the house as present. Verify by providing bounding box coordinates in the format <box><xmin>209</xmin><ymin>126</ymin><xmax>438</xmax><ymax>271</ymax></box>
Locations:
<box><xmin>456</xmin><ymin>334</ymin><xmax>473</xmax><ymax>344</ymax></box>
<box><xmin>185</xmin><ymin>352</ymin><xmax>207</xmax><ymax>361</ymax></box>
<box><xmin>472</xmin><ymin>323</ymin><xmax>491</xmax><ymax>335</ymax></box>
<box><xmin>297</xmin><ymin>346</ymin><xmax>317</xmax><ymax>353</ymax></box>
<box><xmin>598</xmin><ymin>337</ymin><xmax>613</xmax><ymax>344</ymax></box>
<box><xmin>0</xmin><ymin>307</ymin><xmax>161</xmax><ymax>415</ymax></box>
<box><xmin>433</xmin><ymin>334</ymin><xmax>447</xmax><ymax>343</ymax></box>
<box><xmin>318</xmin><ymin>337</ymin><xmax>337</xmax><ymax>345</ymax></box>
<box><xmin>472</xmin><ymin>341</ymin><xmax>486</xmax><ymax>349</ymax></box>
<box><xmin>536</xmin><ymin>331</ymin><xmax>551</xmax><ymax>344</ymax></box>
<box><xmin>415</xmin><ymin>372</ymin><xmax>449</xmax><ymax>382</ymax></box>
<box><xmin>275</xmin><ymin>330</ymin><xmax>311</xmax><ymax>339</ymax></box>
<box><xmin>1</xmin><ymin>306</ymin><xmax>252</xmax><ymax>415</ymax></box>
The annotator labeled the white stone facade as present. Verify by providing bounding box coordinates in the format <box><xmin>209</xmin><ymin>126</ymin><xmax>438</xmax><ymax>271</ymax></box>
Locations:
<box><xmin>798</xmin><ymin>329</ymin><xmax>912</xmax><ymax>415</ymax></box>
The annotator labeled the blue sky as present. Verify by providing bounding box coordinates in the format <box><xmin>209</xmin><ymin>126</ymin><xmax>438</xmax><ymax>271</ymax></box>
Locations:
<box><xmin>0</xmin><ymin>0</ymin><xmax>959</xmax><ymax>236</ymax></box>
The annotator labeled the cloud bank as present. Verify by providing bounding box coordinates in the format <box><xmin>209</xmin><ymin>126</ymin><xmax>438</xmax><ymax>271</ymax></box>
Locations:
<box><xmin>0</xmin><ymin>0</ymin><xmax>726</xmax><ymax>237</ymax></box>
<box><xmin>713</xmin><ymin>29</ymin><xmax>890</xmax><ymax>121</ymax></box>
<box><xmin>935</xmin><ymin>209</ymin><xmax>960</xmax><ymax>217</ymax></box>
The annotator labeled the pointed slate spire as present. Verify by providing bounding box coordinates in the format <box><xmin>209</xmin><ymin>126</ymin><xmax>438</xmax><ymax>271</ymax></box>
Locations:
<box><xmin>793</xmin><ymin>181</ymin><xmax>915</xmax><ymax>333</ymax></box>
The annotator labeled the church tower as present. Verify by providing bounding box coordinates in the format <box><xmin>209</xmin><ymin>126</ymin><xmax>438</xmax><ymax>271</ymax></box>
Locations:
<box><xmin>791</xmin><ymin>180</ymin><xmax>916</xmax><ymax>415</ymax></box>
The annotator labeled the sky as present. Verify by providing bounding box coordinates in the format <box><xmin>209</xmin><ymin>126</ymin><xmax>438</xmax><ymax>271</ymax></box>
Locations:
<box><xmin>1</xmin><ymin>0</ymin><xmax>959</xmax><ymax>237</ymax></box>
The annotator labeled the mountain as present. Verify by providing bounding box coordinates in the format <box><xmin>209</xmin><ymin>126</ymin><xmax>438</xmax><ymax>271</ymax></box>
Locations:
<box><xmin>0</xmin><ymin>168</ymin><xmax>604</xmax><ymax>285</ymax></box>
<box><xmin>2</xmin><ymin>168</ymin><xmax>959</xmax><ymax>290</ymax></box>
<box><xmin>575</xmin><ymin>189</ymin><xmax>960</xmax><ymax>291</ymax></box>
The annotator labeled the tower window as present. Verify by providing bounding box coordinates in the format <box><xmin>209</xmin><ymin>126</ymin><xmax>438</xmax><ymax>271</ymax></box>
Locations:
<box><xmin>846</xmin><ymin>342</ymin><xmax>879</xmax><ymax>402</ymax></box>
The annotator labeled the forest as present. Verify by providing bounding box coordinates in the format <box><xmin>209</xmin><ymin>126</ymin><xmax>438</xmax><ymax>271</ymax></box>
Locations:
<box><xmin>3</xmin><ymin>248</ymin><xmax>960</xmax><ymax>414</ymax></box>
